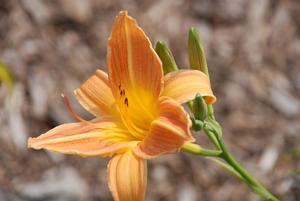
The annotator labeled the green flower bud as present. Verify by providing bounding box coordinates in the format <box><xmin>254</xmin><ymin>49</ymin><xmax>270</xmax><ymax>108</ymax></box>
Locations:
<box><xmin>193</xmin><ymin>93</ymin><xmax>207</xmax><ymax>121</ymax></box>
<box><xmin>191</xmin><ymin>118</ymin><xmax>204</xmax><ymax>131</ymax></box>
<box><xmin>155</xmin><ymin>40</ymin><xmax>178</xmax><ymax>75</ymax></box>
<box><xmin>188</xmin><ymin>27</ymin><xmax>209</xmax><ymax>76</ymax></box>
<box><xmin>188</xmin><ymin>28</ymin><xmax>215</xmax><ymax>119</ymax></box>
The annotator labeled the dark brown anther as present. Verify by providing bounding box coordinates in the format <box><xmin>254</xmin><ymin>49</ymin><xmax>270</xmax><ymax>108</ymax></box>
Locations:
<box><xmin>124</xmin><ymin>98</ymin><xmax>128</xmax><ymax>107</ymax></box>
<box><xmin>120</xmin><ymin>90</ymin><xmax>125</xmax><ymax>96</ymax></box>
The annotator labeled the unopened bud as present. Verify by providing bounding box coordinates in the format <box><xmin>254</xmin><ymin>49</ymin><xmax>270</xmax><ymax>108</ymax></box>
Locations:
<box><xmin>188</xmin><ymin>27</ymin><xmax>209</xmax><ymax>76</ymax></box>
<box><xmin>155</xmin><ymin>40</ymin><xmax>178</xmax><ymax>75</ymax></box>
<box><xmin>193</xmin><ymin>93</ymin><xmax>207</xmax><ymax>121</ymax></box>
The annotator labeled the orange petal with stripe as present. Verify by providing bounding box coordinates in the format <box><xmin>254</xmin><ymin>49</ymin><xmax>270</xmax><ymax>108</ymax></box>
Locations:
<box><xmin>107</xmin><ymin>11</ymin><xmax>163</xmax><ymax>138</ymax></box>
<box><xmin>28</xmin><ymin>117</ymin><xmax>138</xmax><ymax>157</ymax></box>
<box><xmin>108</xmin><ymin>151</ymin><xmax>147</xmax><ymax>201</ymax></box>
<box><xmin>134</xmin><ymin>98</ymin><xmax>195</xmax><ymax>159</ymax></box>
<box><xmin>107</xmin><ymin>11</ymin><xmax>163</xmax><ymax>100</ymax></box>
<box><xmin>162</xmin><ymin>70</ymin><xmax>216</xmax><ymax>104</ymax></box>
<box><xmin>74</xmin><ymin>70</ymin><xmax>116</xmax><ymax>117</ymax></box>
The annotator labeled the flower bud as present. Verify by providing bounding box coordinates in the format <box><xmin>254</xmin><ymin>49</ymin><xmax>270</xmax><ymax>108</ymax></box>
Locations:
<box><xmin>155</xmin><ymin>40</ymin><xmax>178</xmax><ymax>75</ymax></box>
<box><xmin>188</xmin><ymin>28</ymin><xmax>215</xmax><ymax>119</ymax></box>
<box><xmin>193</xmin><ymin>93</ymin><xmax>207</xmax><ymax>121</ymax></box>
<box><xmin>188</xmin><ymin>27</ymin><xmax>209</xmax><ymax>76</ymax></box>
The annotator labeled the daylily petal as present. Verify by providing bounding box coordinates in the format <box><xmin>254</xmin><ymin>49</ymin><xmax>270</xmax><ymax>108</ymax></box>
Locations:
<box><xmin>74</xmin><ymin>70</ymin><xmax>116</xmax><ymax>117</ymax></box>
<box><xmin>134</xmin><ymin>98</ymin><xmax>195</xmax><ymax>159</ymax></box>
<box><xmin>107</xmin><ymin>11</ymin><xmax>163</xmax><ymax>139</ymax></box>
<box><xmin>107</xmin><ymin>11</ymin><xmax>163</xmax><ymax>100</ymax></box>
<box><xmin>162</xmin><ymin>70</ymin><xmax>216</xmax><ymax>104</ymax></box>
<box><xmin>108</xmin><ymin>151</ymin><xmax>147</xmax><ymax>201</ymax></box>
<box><xmin>28</xmin><ymin>117</ymin><xmax>138</xmax><ymax>157</ymax></box>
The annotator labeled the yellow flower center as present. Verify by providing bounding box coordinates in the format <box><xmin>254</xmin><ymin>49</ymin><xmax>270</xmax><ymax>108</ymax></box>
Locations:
<box><xmin>116</xmin><ymin>84</ymin><xmax>159</xmax><ymax>141</ymax></box>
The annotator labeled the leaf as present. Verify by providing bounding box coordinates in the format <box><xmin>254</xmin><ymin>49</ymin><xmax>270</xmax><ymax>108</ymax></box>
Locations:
<box><xmin>0</xmin><ymin>61</ymin><xmax>14</xmax><ymax>92</ymax></box>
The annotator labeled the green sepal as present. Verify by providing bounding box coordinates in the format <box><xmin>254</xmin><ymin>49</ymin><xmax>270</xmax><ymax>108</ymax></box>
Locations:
<box><xmin>188</xmin><ymin>27</ymin><xmax>208</xmax><ymax>75</ymax></box>
<box><xmin>155</xmin><ymin>40</ymin><xmax>178</xmax><ymax>75</ymax></box>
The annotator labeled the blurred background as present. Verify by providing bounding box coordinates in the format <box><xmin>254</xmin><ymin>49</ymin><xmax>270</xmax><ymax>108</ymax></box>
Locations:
<box><xmin>0</xmin><ymin>0</ymin><xmax>300</xmax><ymax>200</ymax></box>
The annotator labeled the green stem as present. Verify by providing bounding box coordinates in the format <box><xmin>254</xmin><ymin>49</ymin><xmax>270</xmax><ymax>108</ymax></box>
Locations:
<box><xmin>189</xmin><ymin>124</ymin><xmax>279</xmax><ymax>200</ymax></box>
<box><xmin>182</xmin><ymin>143</ymin><xmax>222</xmax><ymax>157</ymax></box>
<box><xmin>217</xmin><ymin>138</ymin><xmax>279</xmax><ymax>201</ymax></box>
<box><xmin>191</xmin><ymin>119</ymin><xmax>221</xmax><ymax>149</ymax></box>
<box><xmin>204</xmin><ymin>128</ymin><xmax>221</xmax><ymax>149</ymax></box>
<box><xmin>189</xmin><ymin>108</ymin><xmax>278</xmax><ymax>200</ymax></box>
<box><xmin>207</xmin><ymin>158</ymin><xmax>245</xmax><ymax>181</ymax></box>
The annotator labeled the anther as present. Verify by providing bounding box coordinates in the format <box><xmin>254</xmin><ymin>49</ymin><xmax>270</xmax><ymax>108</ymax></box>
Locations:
<box><xmin>124</xmin><ymin>98</ymin><xmax>128</xmax><ymax>107</ymax></box>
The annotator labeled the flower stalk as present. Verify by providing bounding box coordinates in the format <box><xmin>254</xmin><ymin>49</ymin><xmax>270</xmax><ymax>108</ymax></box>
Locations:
<box><xmin>218</xmin><ymin>139</ymin><xmax>279</xmax><ymax>201</ymax></box>
<box><xmin>185</xmin><ymin>118</ymin><xmax>279</xmax><ymax>200</ymax></box>
<box><xmin>181</xmin><ymin>142</ymin><xmax>222</xmax><ymax>157</ymax></box>
<box><xmin>186</xmin><ymin>26</ymin><xmax>279</xmax><ymax>201</ymax></box>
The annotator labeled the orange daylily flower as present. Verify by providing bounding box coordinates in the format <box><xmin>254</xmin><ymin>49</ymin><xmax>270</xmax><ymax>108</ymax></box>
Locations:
<box><xmin>28</xmin><ymin>11</ymin><xmax>216</xmax><ymax>201</ymax></box>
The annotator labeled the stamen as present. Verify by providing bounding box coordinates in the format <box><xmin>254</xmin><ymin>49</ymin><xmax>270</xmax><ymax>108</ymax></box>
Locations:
<box><xmin>61</xmin><ymin>94</ymin><xmax>119</xmax><ymax>130</ymax></box>
<box><xmin>61</xmin><ymin>93</ymin><xmax>91</xmax><ymax>124</ymax></box>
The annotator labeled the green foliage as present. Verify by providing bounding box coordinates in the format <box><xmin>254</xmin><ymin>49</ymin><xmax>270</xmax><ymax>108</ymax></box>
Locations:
<box><xmin>0</xmin><ymin>61</ymin><xmax>14</xmax><ymax>92</ymax></box>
